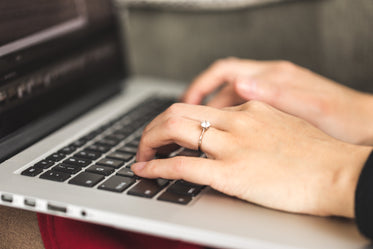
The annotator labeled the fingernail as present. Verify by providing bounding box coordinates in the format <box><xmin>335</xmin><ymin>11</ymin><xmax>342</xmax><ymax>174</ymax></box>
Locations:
<box><xmin>132</xmin><ymin>162</ymin><xmax>147</xmax><ymax>172</ymax></box>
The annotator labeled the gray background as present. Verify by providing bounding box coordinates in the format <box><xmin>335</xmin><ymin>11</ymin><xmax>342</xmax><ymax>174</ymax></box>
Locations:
<box><xmin>119</xmin><ymin>0</ymin><xmax>373</xmax><ymax>92</ymax></box>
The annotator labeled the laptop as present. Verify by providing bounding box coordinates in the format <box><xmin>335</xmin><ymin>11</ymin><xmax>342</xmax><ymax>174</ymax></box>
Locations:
<box><xmin>0</xmin><ymin>0</ymin><xmax>369</xmax><ymax>248</ymax></box>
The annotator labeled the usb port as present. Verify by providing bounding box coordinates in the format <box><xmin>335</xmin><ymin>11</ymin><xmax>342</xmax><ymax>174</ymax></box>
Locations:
<box><xmin>47</xmin><ymin>203</ymin><xmax>67</xmax><ymax>213</ymax></box>
<box><xmin>24</xmin><ymin>199</ymin><xmax>36</xmax><ymax>207</ymax></box>
<box><xmin>1</xmin><ymin>194</ymin><xmax>13</xmax><ymax>203</ymax></box>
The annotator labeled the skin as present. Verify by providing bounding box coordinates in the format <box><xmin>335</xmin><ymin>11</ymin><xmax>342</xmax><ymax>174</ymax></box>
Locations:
<box><xmin>3</xmin><ymin>59</ymin><xmax>372</xmax><ymax>248</ymax></box>
<box><xmin>132</xmin><ymin>58</ymin><xmax>373</xmax><ymax>218</ymax></box>
<box><xmin>182</xmin><ymin>58</ymin><xmax>373</xmax><ymax>145</ymax></box>
<box><xmin>133</xmin><ymin>101</ymin><xmax>372</xmax><ymax>218</ymax></box>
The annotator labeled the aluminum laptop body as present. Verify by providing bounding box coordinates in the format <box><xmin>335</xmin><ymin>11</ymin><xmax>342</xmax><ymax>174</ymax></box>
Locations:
<box><xmin>0</xmin><ymin>0</ymin><xmax>369</xmax><ymax>248</ymax></box>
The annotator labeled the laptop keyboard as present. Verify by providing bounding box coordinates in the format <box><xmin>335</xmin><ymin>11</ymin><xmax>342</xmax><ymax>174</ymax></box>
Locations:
<box><xmin>20</xmin><ymin>97</ymin><xmax>205</xmax><ymax>205</ymax></box>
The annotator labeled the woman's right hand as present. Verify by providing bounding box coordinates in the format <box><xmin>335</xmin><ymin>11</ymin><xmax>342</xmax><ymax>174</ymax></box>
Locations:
<box><xmin>182</xmin><ymin>58</ymin><xmax>373</xmax><ymax>145</ymax></box>
<box><xmin>133</xmin><ymin>101</ymin><xmax>372</xmax><ymax>218</ymax></box>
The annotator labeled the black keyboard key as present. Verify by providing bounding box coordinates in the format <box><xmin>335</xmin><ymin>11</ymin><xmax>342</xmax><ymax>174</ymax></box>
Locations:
<box><xmin>116</xmin><ymin>167</ymin><xmax>136</xmax><ymax>178</ymax></box>
<box><xmin>131</xmin><ymin>122</ymin><xmax>144</xmax><ymax>130</ymax></box>
<box><xmin>125</xmin><ymin>141</ymin><xmax>138</xmax><ymax>149</ymax></box>
<box><xmin>113</xmin><ymin>128</ymin><xmax>132</xmax><ymax>136</ymax></box>
<box><xmin>75</xmin><ymin>150</ymin><xmax>101</xmax><ymax>160</ymax></box>
<box><xmin>68</xmin><ymin>172</ymin><xmax>104</xmax><ymax>187</ymax></box>
<box><xmin>53</xmin><ymin>164</ymin><xmax>81</xmax><ymax>174</ymax></box>
<box><xmin>157</xmin><ymin>191</ymin><xmax>192</xmax><ymax>205</ymax></box>
<box><xmin>83</xmin><ymin>131</ymin><xmax>100</xmax><ymax>140</ymax></box>
<box><xmin>105</xmin><ymin>133</ymin><xmax>127</xmax><ymax>142</ymax></box>
<box><xmin>167</xmin><ymin>180</ymin><xmax>204</xmax><ymax>197</ymax></box>
<box><xmin>117</xmin><ymin>145</ymin><xmax>137</xmax><ymax>155</ymax></box>
<box><xmin>34</xmin><ymin>159</ymin><xmax>55</xmax><ymax>169</ymax></box>
<box><xmin>107</xmin><ymin>152</ymin><xmax>133</xmax><ymax>162</ymax></box>
<box><xmin>86</xmin><ymin>165</ymin><xmax>114</xmax><ymax>176</ymax></box>
<box><xmin>21</xmin><ymin>167</ymin><xmax>43</xmax><ymax>177</ymax></box>
<box><xmin>63</xmin><ymin>157</ymin><xmax>91</xmax><ymax>167</ymax></box>
<box><xmin>96</xmin><ymin>158</ymin><xmax>123</xmax><ymax>169</ymax></box>
<box><xmin>70</xmin><ymin>139</ymin><xmax>87</xmax><ymax>148</ymax></box>
<box><xmin>59</xmin><ymin>146</ymin><xmax>77</xmax><ymax>155</ymax></box>
<box><xmin>98</xmin><ymin>176</ymin><xmax>135</xmax><ymax>193</ymax></box>
<box><xmin>129</xmin><ymin>139</ymin><xmax>140</xmax><ymax>146</ymax></box>
<box><xmin>132</xmin><ymin>135</ymin><xmax>142</xmax><ymax>142</ymax></box>
<box><xmin>95</xmin><ymin>138</ymin><xmax>118</xmax><ymax>147</ymax></box>
<box><xmin>46</xmin><ymin>153</ymin><xmax>66</xmax><ymax>162</ymax></box>
<box><xmin>86</xmin><ymin>144</ymin><xmax>110</xmax><ymax>153</ymax></box>
<box><xmin>99</xmin><ymin>123</ymin><xmax>112</xmax><ymax>130</ymax></box>
<box><xmin>127</xmin><ymin>179</ymin><xmax>169</xmax><ymax>198</ymax></box>
<box><xmin>40</xmin><ymin>170</ymin><xmax>71</xmax><ymax>182</ymax></box>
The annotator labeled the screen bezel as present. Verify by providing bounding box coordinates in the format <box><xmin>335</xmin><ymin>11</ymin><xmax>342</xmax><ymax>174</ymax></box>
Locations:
<box><xmin>0</xmin><ymin>0</ymin><xmax>129</xmax><ymax>162</ymax></box>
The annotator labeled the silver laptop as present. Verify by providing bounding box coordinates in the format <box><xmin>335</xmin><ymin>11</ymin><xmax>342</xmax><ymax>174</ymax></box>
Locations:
<box><xmin>0</xmin><ymin>0</ymin><xmax>369</xmax><ymax>248</ymax></box>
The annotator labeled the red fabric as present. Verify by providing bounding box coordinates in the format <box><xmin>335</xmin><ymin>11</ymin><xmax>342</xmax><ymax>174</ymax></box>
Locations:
<box><xmin>37</xmin><ymin>214</ymin><xmax>206</xmax><ymax>249</ymax></box>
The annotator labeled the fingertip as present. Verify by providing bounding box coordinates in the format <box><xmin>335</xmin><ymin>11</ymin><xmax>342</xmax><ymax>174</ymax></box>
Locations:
<box><xmin>234</xmin><ymin>77</ymin><xmax>257</xmax><ymax>100</ymax></box>
<box><xmin>131</xmin><ymin>162</ymin><xmax>147</xmax><ymax>174</ymax></box>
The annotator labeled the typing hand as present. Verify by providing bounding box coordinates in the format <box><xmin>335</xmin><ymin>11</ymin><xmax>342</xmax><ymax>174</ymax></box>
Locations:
<box><xmin>133</xmin><ymin>102</ymin><xmax>372</xmax><ymax>218</ymax></box>
<box><xmin>182</xmin><ymin>58</ymin><xmax>373</xmax><ymax>145</ymax></box>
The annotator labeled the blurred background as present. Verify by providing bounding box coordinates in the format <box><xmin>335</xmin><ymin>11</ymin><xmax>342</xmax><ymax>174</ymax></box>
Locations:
<box><xmin>117</xmin><ymin>0</ymin><xmax>373</xmax><ymax>92</ymax></box>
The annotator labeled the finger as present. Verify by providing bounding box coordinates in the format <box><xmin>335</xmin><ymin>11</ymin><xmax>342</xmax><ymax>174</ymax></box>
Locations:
<box><xmin>137</xmin><ymin>117</ymin><xmax>231</xmax><ymax>162</ymax></box>
<box><xmin>207</xmin><ymin>84</ymin><xmax>245</xmax><ymax>108</ymax></box>
<box><xmin>144</xmin><ymin>103</ymin><xmax>231</xmax><ymax>133</ymax></box>
<box><xmin>132</xmin><ymin>157</ymin><xmax>222</xmax><ymax>186</ymax></box>
<box><xmin>234</xmin><ymin>75</ymin><xmax>323</xmax><ymax>120</ymax></box>
<box><xmin>182</xmin><ymin>58</ymin><xmax>257</xmax><ymax>105</ymax></box>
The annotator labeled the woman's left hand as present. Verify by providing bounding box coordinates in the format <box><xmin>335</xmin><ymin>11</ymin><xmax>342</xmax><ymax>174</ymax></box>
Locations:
<box><xmin>132</xmin><ymin>102</ymin><xmax>372</xmax><ymax>218</ymax></box>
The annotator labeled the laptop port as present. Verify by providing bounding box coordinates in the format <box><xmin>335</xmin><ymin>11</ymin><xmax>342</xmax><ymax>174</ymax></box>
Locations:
<box><xmin>1</xmin><ymin>194</ymin><xmax>13</xmax><ymax>203</ymax></box>
<box><xmin>47</xmin><ymin>203</ymin><xmax>67</xmax><ymax>213</ymax></box>
<box><xmin>24</xmin><ymin>198</ymin><xmax>36</xmax><ymax>207</ymax></box>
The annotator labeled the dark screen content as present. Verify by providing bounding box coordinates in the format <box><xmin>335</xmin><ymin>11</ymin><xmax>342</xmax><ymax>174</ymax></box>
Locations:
<box><xmin>0</xmin><ymin>0</ymin><xmax>124</xmax><ymax>142</ymax></box>
<box><xmin>0</xmin><ymin>0</ymin><xmax>82</xmax><ymax>45</ymax></box>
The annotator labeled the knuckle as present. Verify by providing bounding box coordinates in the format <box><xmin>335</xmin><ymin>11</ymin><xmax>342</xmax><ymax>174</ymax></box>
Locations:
<box><xmin>229</xmin><ymin>111</ymin><xmax>251</xmax><ymax>129</ymax></box>
<box><xmin>240</xmin><ymin>101</ymin><xmax>252</xmax><ymax>110</ymax></box>
<box><xmin>166</xmin><ymin>103</ymin><xmax>184</xmax><ymax>116</ymax></box>
<box><xmin>273</xmin><ymin>60</ymin><xmax>297</xmax><ymax>74</ymax></box>
<box><xmin>249</xmin><ymin>100</ymin><xmax>267</xmax><ymax>110</ymax></box>
<box><xmin>208</xmin><ymin>169</ymin><xmax>227</xmax><ymax>192</ymax></box>
<box><xmin>309</xmin><ymin>96</ymin><xmax>332</xmax><ymax>117</ymax></box>
<box><xmin>172</xmin><ymin>157</ymin><xmax>186</xmax><ymax>174</ymax></box>
<box><xmin>164</xmin><ymin>116</ymin><xmax>181</xmax><ymax>133</ymax></box>
<box><xmin>145</xmin><ymin>160</ymin><xmax>158</xmax><ymax>175</ymax></box>
<box><xmin>139</xmin><ymin>132</ymin><xmax>151</xmax><ymax>147</ymax></box>
<box><xmin>212</xmin><ymin>57</ymin><xmax>238</xmax><ymax>70</ymax></box>
<box><xmin>240</xmin><ymin>100</ymin><xmax>266</xmax><ymax>112</ymax></box>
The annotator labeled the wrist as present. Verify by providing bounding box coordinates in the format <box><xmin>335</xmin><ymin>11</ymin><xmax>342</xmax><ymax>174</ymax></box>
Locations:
<box><xmin>356</xmin><ymin>92</ymin><xmax>373</xmax><ymax>145</ymax></box>
<box><xmin>329</xmin><ymin>144</ymin><xmax>373</xmax><ymax>218</ymax></box>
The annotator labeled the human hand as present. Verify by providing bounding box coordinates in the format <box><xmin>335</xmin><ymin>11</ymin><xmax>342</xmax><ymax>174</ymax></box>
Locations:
<box><xmin>132</xmin><ymin>102</ymin><xmax>372</xmax><ymax>218</ymax></box>
<box><xmin>182</xmin><ymin>58</ymin><xmax>373</xmax><ymax>145</ymax></box>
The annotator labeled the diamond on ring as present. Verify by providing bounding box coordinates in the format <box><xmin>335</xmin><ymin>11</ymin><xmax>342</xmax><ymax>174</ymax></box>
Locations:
<box><xmin>201</xmin><ymin>120</ymin><xmax>211</xmax><ymax>129</ymax></box>
<box><xmin>198</xmin><ymin>120</ymin><xmax>211</xmax><ymax>152</ymax></box>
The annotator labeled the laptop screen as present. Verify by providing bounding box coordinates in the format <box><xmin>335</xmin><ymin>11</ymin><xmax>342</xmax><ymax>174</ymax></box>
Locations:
<box><xmin>0</xmin><ymin>0</ymin><xmax>125</xmax><ymax>148</ymax></box>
